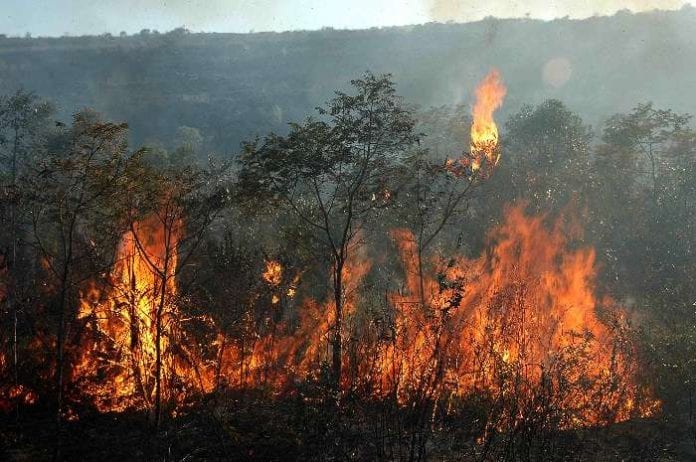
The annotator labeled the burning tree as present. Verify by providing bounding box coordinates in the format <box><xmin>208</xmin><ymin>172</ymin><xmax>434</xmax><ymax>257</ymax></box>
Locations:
<box><xmin>74</xmin><ymin>160</ymin><xmax>227</xmax><ymax>425</ymax></box>
<box><xmin>238</xmin><ymin>72</ymin><xmax>420</xmax><ymax>395</ymax></box>
<box><xmin>23</xmin><ymin>111</ymin><xmax>144</xmax><ymax>452</ymax></box>
<box><xmin>378</xmin><ymin>69</ymin><xmax>507</xmax><ymax>455</ymax></box>
<box><xmin>381</xmin><ymin>203</ymin><xmax>660</xmax><ymax>458</ymax></box>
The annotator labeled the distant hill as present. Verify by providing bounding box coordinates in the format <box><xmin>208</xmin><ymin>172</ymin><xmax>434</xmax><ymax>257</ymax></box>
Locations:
<box><xmin>1</xmin><ymin>6</ymin><xmax>695</xmax><ymax>153</ymax></box>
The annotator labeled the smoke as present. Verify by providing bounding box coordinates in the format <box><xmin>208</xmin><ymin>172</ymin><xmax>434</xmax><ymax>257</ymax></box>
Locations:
<box><xmin>44</xmin><ymin>0</ymin><xmax>286</xmax><ymax>36</ymax></box>
<box><xmin>427</xmin><ymin>0</ymin><xmax>690</xmax><ymax>22</ymax></box>
<box><xmin>429</xmin><ymin>0</ymin><xmax>466</xmax><ymax>22</ymax></box>
<box><xmin>153</xmin><ymin>0</ymin><xmax>283</xmax><ymax>31</ymax></box>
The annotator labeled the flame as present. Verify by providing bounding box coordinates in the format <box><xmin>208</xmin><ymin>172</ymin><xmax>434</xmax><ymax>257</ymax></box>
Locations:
<box><xmin>385</xmin><ymin>204</ymin><xmax>658</xmax><ymax>426</ymax></box>
<box><xmin>217</xmin><ymin>248</ymin><xmax>372</xmax><ymax>391</ymax></box>
<box><xmin>29</xmin><ymin>204</ymin><xmax>655</xmax><ymax>428</ymax></box>
<box><xmin>262</xmin><ymin>260</ymin><xmax>283</xmax><ymax>286</ymax></box>
<box><xmin>263</xmin><ymin>260</ymin><xmax>299</xmax><ymax>305</ymax></box>
<box><xmin>470</xmin><ymin>69</ymin><xmax>507</xmax><ymax>171</ymax></box>
<box><xmin>445</xmin><ymin>69</ymin><xmax>507</xmax><ymax>177</ymax></box>
<box><xmin>73</xmin><ymin>215</ymin><xmax>214</xmax><ymax>412</ymax></box>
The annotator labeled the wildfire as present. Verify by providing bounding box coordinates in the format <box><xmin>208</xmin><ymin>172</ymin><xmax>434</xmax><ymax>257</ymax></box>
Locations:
<box><xmin>0</xmin><ymin>198</ymin><xmax>657</xmax><ymax>433</ymax></box>
<box><xmin>212</xmin><ymin>204</ymin><xmax>657</xmax><ymax>427</ymax></box>
<box><xmin>62</xmin><ymin>205</ymin><xmax>657</xmax><ymax>425</ymax></box>
<box><xmin>6</xmin><ymin>186</ymin><xmax>653</xmax><ymax>431</ymax></box>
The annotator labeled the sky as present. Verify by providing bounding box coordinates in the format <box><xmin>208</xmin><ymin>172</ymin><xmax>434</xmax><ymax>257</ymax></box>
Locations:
<box><xmin>1</xmin><ymin>0</ymin><xmax>692</xmax><ymax>37</ymax></box>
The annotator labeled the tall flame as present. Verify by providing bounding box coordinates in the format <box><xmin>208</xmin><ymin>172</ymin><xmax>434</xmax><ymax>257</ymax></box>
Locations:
<box><xmin>470</xmin><ymin>69</ymin><xmax>507</xmax><ymax>171</ymax></box>
<box><xmin>73</xmin><ymin>215</ymin><xmax>214</xmax><ymax>412</ymax></box>
<box><xmin>385</xmin><ymin>204</ymin><xmax>658</xmax><ymax>426</ymax></box>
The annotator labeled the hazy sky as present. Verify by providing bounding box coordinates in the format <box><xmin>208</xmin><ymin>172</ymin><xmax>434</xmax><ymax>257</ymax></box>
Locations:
<box><xmin>2</xmin><ymin>0</ymin><xmax>692</xmax><ymax>37</ymax></box>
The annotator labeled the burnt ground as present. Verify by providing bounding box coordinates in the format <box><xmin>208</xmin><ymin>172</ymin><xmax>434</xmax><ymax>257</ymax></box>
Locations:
<box><xmin>1</xmin><ymin>391</ymin><xmax>692</xmax><ymax>461</ymax></box>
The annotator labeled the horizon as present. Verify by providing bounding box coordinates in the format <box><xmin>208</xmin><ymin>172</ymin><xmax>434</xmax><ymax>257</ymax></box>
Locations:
<box><xmin>1</xmin><ymin>0</ymin><xmax>692</xmax><ymax>38</ymax></box>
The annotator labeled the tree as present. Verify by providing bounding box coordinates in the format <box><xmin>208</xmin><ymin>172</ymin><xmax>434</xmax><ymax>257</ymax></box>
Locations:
<box><xmin>602</xmin><ymin>102</ymin><xmax>691</xmax><ymax>201</ymax></box>
<box><xmin>0</xmin><ymin>90</ymin><xmax>54</xmax><ymax>181</ymax></box>
<box><xmin>0</xmin><ymin>91</ymin><xmax>53</xmax><ymax>404</ymax></box>
<box><xmin>500</xmin><ymin>99</ymin><xmax>593</xmax><ymax>212</ymax></box>
<box><xmin>386</xmin><ymin>104</ymin><xmax>504</xmax><ymax>459</ymax></box>
<box><xmin>24</xmin><ymin>111</ymin><xmax>142</xmax><ymax>453</ymax></box>
<box><xmin>170</xmin><ymin>125</ymin><xmax>204</xmax><ymax>166</ymax></box>
<box><xmin>594</xmin><ymin>104</ymin><xmax>694</xmax><ymax>299</ymax></box>
<box><xmin>122</xmin><ymin>160</ymin><xmax>227</xmax><ymax>426</ymax></box>
<box><xmin>238</xmin><ymin>72</ymin><xmax>419</xmax><ymax>393</ymax></box>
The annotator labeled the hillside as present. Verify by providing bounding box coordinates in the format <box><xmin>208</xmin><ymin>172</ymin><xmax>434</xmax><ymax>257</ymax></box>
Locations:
<box><xmin>1</xmin><ymin>6</ymin><xmax>695</xmax><ymax>152</ymax></box>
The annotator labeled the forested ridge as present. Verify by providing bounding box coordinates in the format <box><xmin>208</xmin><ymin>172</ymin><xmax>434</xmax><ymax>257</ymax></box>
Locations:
<box><xmin>1</xmin><ymin>6</ymin><xmax>695</xmax><ymax>153</ymax></box>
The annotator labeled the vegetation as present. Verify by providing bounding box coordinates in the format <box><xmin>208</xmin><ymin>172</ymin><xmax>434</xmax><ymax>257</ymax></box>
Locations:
<box><xmin>1</xmin><ymin>7</ymin><xmax>696</xmax><ymax>156</ymax></box>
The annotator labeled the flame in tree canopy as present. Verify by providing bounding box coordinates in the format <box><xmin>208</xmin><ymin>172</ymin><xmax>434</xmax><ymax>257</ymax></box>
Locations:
<box><xmin>445</xmin><ymin>69</ymin><xmax>507</xmax><ymax>177</ymax></box>
<box><xmin>470</xmin><ymin>69</ymin><xmax>507</xmax><ymax>171</ymax></box>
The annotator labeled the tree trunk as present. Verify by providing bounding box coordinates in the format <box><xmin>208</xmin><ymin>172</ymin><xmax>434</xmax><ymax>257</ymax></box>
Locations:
<box><xmin>648</xmin><ymin>144</ymin><xmax>658</xmax><ymax>203</ymax></box>
<box><xmin>154</xmin><ymin>274</ymin><xmax>166</xmax><ymax>428</ymax></box>
<box><xmin>417</xmin><ymin>244</ymin><xmax>426</xmax><ymax>308</ymax></box>
<box><xmin>331</xmin><ymin>259</ymin><xmax>344</xmax><ymax>397</ymax></box>
<box><xmin>53</xmin><ymin>262</ymin><xmax>70</xmax><ymax>461</ymax></box>
<box><xmin>10</xmin><ymin>127</ymin><xmax>19</xmax><ymax>420</ymax></box>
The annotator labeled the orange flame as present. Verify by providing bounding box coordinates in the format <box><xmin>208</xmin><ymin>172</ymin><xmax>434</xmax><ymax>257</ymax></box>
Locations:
<box><xmin>262</xmin><ymin>260</ymin><xmax>283</xmax><ymax>286</ymax></box>
<box><xmin>61</xmin><ymin>205</ymin><xmax>656</xmax><ymax>427</ymax></box>
<box><xmin>73</xmin><ymin>215</ymin><xmax>214</xmax><ymax>412</ymax></box>
<box><xmin>470</xmin><ymin>69</ymin><xmax>507</xmax><ymax>171</ymax></box>
<box><xmin>385</xmin><ymin>204</ymin><xmax>658</xmax><ymax>426</ymax></box>
<box><xmin>212</xmin><ymin>205</ymin><xmax>656</xmax><ymax>426</ymax></box>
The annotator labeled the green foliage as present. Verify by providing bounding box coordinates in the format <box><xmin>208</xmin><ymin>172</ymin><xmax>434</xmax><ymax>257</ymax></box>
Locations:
<box><xmin>0</xmin><ymin>90</ymin><xmax>54</xmax><ymax>183</ymax></box>
<box><xmin>603</xmin><ymin>103</ymin><xmax>691</xmax><ymax>150</ymax></box>
<box><xmin>238</xmin><ymin>71</ymin><xmax>418</xmax><ymax>255</ymax></box>
<box><xmin>24</xmin><ymin>111</ymin><xmax>141</xmax><ymax>282</ymax></box>
<box><xmin>498</xmin><ymin>99</ymin><xmax>593</xmax><ymax>212</ymax></box>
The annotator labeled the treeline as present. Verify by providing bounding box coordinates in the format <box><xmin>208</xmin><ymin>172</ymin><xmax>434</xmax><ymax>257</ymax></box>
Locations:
<box><xmin>0</xmin><ymin>73</ymin><xmax>695</xmax><ymax>459</ymax></box>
